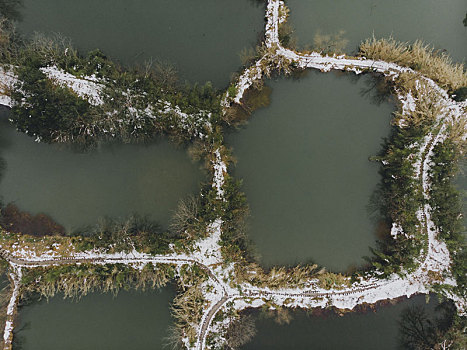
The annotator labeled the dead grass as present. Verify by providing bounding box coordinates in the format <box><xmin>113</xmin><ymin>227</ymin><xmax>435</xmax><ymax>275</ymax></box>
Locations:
<box><xmin>359</xmin><ymin>37</ymin><xmax>467</xmax><ymax>91</ymax></box>
<box><xmin>393</xmin><ymin>73</ymin><xmax>446</xmax><ymax>129</ymax></box>
<box><xmin>0</xmin><ymin>230</ymin><xmax>76</xmax><ymax>257</ymax></box>
<box><xmin>235</xmin><ymin>262</ymin><xmax>322</xmax><ymax>289</ymax></box>
<box><xmin>316</xmin><ymin>272</ymin><xmax>350</xmax><ymax>290</ymax></box>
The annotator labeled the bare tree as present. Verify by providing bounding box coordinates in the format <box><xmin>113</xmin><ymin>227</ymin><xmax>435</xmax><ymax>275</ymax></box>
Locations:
<box><xmin>169</xmin><ymin>195</ymin><xmax>200</xmax><ymax>236</ymax></box>
<box><xmin>226</xmin><ymin>315</ymin><xmax>257</xmax><ymax>349</ymax></box>
<box><xmin>163</xmin><ymin>325</ymin><xmax>184</xmax><ymax>350</ymax></box>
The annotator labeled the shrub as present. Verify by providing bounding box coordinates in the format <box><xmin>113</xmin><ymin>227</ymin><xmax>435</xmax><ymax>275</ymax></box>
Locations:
<box><xmin>359</xmin><ymin>37</ymin><xmax>467</xmax><ymax>91</ymax></box>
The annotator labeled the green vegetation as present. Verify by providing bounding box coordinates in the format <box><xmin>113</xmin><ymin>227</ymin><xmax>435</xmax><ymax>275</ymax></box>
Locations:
<box><xmin>362</xmin><ymin>70</ymin><xmax>465</xmax><ymax>279</ymax></box>
<box><xmin>428</xmin><ymin>140</ymin><xmax>466</xmax><ymax>298</ymax></box>
<box><xmin>0</xmin><ymin>3</ymin><xmax>465</xmax><ymax>347</ymax></box>
<box><xmin>0</xmin><ymin>22</ymin><xmax>222</xmax><ymax>146</ymax></box>
<box><xmin>219</xmin><ymin>175</ymin><xmax>253</xmax><ymax>263</ymax></box>
<box><xmin>11</xmin><ymin>58</ymin><xmax>93</xmax><ymax>143</ymax></box>
<box><xmin>69</xmin><ymin>215</ymin><xmax>173</xmax><ymax>255</ymax></box>
<box><xmin>20</xmin><ymin>262</ymin><xmax>175</xmax><ymax>299</ymax></box>
<box><xmin>365</xmin><ymin>116</ymin><xmax>427</xmax><ymax>275</ymax></box>
<box><xmin>223</xmin><ymin>86</ymin><xmax>271</xmax><ymax>126</ymax></box>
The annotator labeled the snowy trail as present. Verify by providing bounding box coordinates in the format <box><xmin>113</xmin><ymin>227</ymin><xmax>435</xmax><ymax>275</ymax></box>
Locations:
<box><xmin>0</xmin><ymin>0</ymin><xmax>465</xmax><ymax>348</ymax></box>
<box><xmin>2</xmin><ymin>266</ymin><xmax>21</xmax><ymax>350</ymax></box>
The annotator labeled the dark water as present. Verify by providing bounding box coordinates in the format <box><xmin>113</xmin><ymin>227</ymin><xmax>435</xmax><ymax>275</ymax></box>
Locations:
<box><xmin>226</xmin><ymin>72</ymin><xmax>394</xmax><ymax>271</ymax></box>
<box><xmin>0</xmin><ymin>110</ymin><xmax>204</xmax><ymax>231</ymax></box>
<box><xmin>286</xmin><ymin>0</ymin><xmax>467</xmax><ymax>62</ymax></box>
<box><xmin>243</xmin><ymin>295</ymin><xmax>439</xmax><ymax>350</ymax></box>
<box><xmin>5</xmin><ymin>1</ymin><xmax>465</xmax><ymax>347</ymax></box>
<box><xmin>17</xmin><ymin>0</ymin><xmax>265</xmax><ymax>87</ymax></box>
<box><xmin>15</xmin><ymin>288</ymin><xmax>176</xmax><ymax>350</ymax></box>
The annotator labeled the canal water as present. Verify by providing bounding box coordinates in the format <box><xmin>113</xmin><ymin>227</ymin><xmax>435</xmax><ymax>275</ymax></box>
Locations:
<box><xmin>0</xmin><ymin>108</ymin><xmax>204</xmax><ymax>232</ymax></box>
<box><xmin>17</xmin><ymin>0</ymin><xmax>265</xmax><ymax>87</ymax></box>
<box><xmin>242</xmin><ymin>295</ymin><xmax>439</xmax><ymax>350</ymax></box>
<box><xmin>286</xmin><ymin>0</ymin><xmax>467</xmax><ymax>62</ymax></box>
<box><xmin>3</xmin><ymin>1</ymin><xmax>465</xmax><ymax>348</ymax></box>
<box><xmin>226</xmin><ymin>72</ymin><xmax>394</xmax><ymax>271</ymax></box>
<box><xmin>15</xmin><ymin>287</ymin><xmax>175</xmax><ymax>350</ymax></box>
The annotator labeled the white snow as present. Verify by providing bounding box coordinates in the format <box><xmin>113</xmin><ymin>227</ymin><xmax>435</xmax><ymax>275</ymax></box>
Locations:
<box><xmin>1</xmin><ymin>0</ymin><xmax>466</xmax><ymax>348</ymax></box>
<box><xmin>212</xmin><ymin>149</ymin><xmax>227</xmax><ymax>199</ymax></box>
<box><xmin>40</xmin><ymin>66</ymin><xmax>104</xmax><ymax>106</ymax></box>
<box><xmin>390</xmin><ymin>223</ymin><xmax>404</xmax><ymax>238</ymax></box>
<box><xmin>2</xmin><ymin>266</ymin><xmax>22</xmax><ymax>345</ymax></box>
<box><xmin>0</xmin><ymin>66</ymin><xmax>18</xmax><ymax>107</ymax></box>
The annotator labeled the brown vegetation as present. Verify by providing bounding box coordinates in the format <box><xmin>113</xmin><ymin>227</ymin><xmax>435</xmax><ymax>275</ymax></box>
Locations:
<box><xmin>312</xmin><ymin>30</ymin><xmax>349</xmax><ymax>55</ymax></box>
<box><xmin>225</xmin><ymin>315</ymin><xmax>256</xmax><ymax>349</ymax></box>
<box><xmin>235</xmin><ymin>263</ymin><xmax>322</xmax><ymax>289</ymax></box>
<box><xmin>21</xmin><ymin>262</ymin><xmax>175</xmax><ymax>299</ymax></box>
<box><xmin>223</xmin><ymin>86</ymin><xmax>271</xmax><ymax>126</ymax></box>
<box><xmin>0</xmin><ymin>203</ymin><xmax>65</xmax><ymax>236</ymax></box>
<box><xmin>393</xmin><ymin>73</ymin><xmax>445</xmax><ymax>129</ymax></box>
<box><xmin>359</xmin><ymin>37</ymin><xmax>467</xmax><ymax>91</ymax></box>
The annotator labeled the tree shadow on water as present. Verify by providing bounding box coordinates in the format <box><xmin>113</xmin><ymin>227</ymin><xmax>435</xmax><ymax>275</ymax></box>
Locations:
<box><xmin>359</xmin><ymin>73</ymin><xmax>395</xmax><ymax>106</ymax></box>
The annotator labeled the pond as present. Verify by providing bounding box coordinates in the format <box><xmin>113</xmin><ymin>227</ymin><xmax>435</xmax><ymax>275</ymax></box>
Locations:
<box><xmin>15</xmin><ymin>287</ymin><xmax>175</xmax><ymax>350</ymax></box>
<box><xmin>286</xmin><ymin>0</ymin><xmax>467</xmax><ymax>62</ymax></box>
<box><xmin>242</xmin><ymin>294</ymin><xmax>439</xmax><ymax>350</ymax></box>
<box><xmin>0</xmin><ymin>108</ymin><xmax>204</xmax><ymax>232</ymax></box>
<box><xmin>17</xmin><ymin>0</ymin><xmax>265</xmax><ymax>87</ymax></box>
<box><xmin>226</xmin><ymin>72</ymin><xmax>394</xmax><ymax>271</ymax></box>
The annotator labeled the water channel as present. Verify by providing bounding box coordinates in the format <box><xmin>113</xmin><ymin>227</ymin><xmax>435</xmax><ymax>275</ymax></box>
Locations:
<box><xmin>2</xmin><ymin>0</ymin><xmax>465</xmax><ymax>348</ymax></box>
<box><xmin>0</xmin><ymin>108</ymin><xmax>204</xmax><ymax>232</ymax></box>
<box><xmin>286</xmin><ymin>0</ymin><xmax>467</xmax><ymax>62</ymax></box>
<box><xmin>242</xmin><ymin>295</ymin><xmax>439</xmax><ymax>350</ymax></box>
<box><xmin>17</xmin><ymin>0</ymin><xmax>265</xmax><ymax>87</ymax></box>
<box><xmin>226</xmin><ymin>72</ymin><xmax>394</xmax><ymax>271</ymax></box>
<box><xmin>15</xmin><ymin>287</ymin><xmax>175</xmax><ymax>350</ymax></box>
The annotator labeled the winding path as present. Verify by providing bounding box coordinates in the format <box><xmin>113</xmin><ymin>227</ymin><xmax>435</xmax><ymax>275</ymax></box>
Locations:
<box><xmin>0</xmin><ymin>0</ymin><xmax>465</xmax><ymax>349</ymax></box>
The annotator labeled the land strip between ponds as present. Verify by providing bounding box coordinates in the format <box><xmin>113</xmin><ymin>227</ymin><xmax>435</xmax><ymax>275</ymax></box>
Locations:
<box><xmin>0</xmin><ymin>0</ymin><xmax>465</xmax><ymax>349</ymax></box>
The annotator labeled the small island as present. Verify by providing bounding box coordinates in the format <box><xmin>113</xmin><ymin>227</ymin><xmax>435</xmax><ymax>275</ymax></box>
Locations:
<box><xmin>0</xmin><ymin>0</ymin><xmax>465</xmax><ymax>349</ymax></box>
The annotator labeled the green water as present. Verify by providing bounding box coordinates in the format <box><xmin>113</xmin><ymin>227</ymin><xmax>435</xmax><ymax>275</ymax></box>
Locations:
<box><xmin>286</xmin><ymin>0</ymin><xmax>467</xmax><ymax>62</ymax></box>
<box><xmin>242</xmin><ymin>295</ymin><xmax>438</xmax><ymax>350</ymax></box>
<box><xmin>17</xmin><ymin>0</ymin><xmax>265</xmax><ymax>87</ymax></box>
<box><xmin>0</xmin><ymin>109</ymin><xmax>204</xmax><ymax>231</ymax></box>
<box><xmin>226</xmin><ymin>72</ymin><xmax>394</xmax><ymax>271</ymax></box>
<box><xmin>15</xmin><ymin>288</ymin><xmax>175</xmax><ymax>350</ymax></box>
<box><xmin>5</xmin><ymin>1</ymin><xmax>466</xmax><ymax>348</ymax></box>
